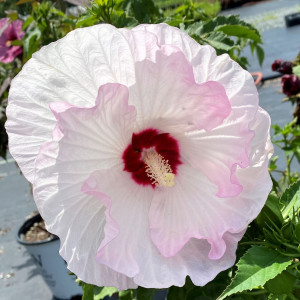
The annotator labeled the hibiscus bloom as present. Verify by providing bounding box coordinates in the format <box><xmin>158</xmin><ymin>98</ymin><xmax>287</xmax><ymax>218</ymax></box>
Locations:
<box><xmin>0</xmin><ymin>18</ymin><xmax>24</xmax><ymax>64</ymax></box>
<box><xmin>5</xmin><ymin>24</ymin><xmax>272</xmax><ymax>289</ymax></box>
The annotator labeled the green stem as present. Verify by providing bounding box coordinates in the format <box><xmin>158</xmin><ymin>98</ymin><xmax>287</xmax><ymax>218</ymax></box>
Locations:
<box><xmin>239</xmin><ymin>242</ymin><xmax>299</xmax><ymax>257</ymax></box>
<box><xmin>282</xmin><ymin>242</ymin><xmax>299</xmax><ymax>251</ymax></box>
<box><xmin>287</xmin><ymin>153</ymin><xmax>295</xmax><ymax>177</ymax></box>
<box><xmin>288</xmin><ymin>294</ymin><xmax>298</xmax><ymax>300</ymax></box>
<box><xmin>243</xmin><ymin>289</ymin><xmax>267</xmax><ymax>296</ymax></box>
<box><xmin>275</xmin><ymin>249</ymin><xmax>299</xmax><ymax>257</ymax></box>
<box><xmin>291</xmin><ymin>261</ymin><xmax>300</xmax><ymax>269</ymax></box>
<box><xmin>239</xmin><ymin>241</ymin><xmax>266</xmax><ymax>246</ymax></box>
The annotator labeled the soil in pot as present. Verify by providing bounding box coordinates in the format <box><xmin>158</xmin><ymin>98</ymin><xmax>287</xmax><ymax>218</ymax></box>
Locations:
<box><xmin>21</xmin><ymin>218</ymin><xmax>55</xmax><ymax>242</ymax></box>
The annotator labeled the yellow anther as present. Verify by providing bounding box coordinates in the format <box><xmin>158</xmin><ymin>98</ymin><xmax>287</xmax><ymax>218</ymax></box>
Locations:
<box><xmin>144</xmin><ymin>149</ymin><xmax>175</xmax><ymax>188</ymax></box>
<box><xmin>163</xmin><ymin>173</ymin><xmax>175</xmax><ymax>187</ymax></box>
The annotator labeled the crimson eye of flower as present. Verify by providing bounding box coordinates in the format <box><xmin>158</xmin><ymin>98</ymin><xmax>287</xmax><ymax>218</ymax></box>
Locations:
<box><xmin>122</xmin><ymin>128</ymin><xmax>181</xmax><ymax>187</ymax></box>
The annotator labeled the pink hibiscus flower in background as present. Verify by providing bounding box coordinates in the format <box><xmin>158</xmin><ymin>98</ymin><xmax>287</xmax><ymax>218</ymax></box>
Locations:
<box><xmin>5</xmin><ymin>24</ymin><xmax>273</xmax><ymax>289</ymax></box>
<box><xmin>0</xmin><ymin>18</ymin><xmax>24</xmax><ymax>63</ymax></box>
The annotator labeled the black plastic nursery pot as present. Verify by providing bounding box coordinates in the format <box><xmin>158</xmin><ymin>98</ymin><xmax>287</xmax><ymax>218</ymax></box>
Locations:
<box><xmin>17</xmin><ymin>214</ymin><xmax>82</xmax><ymax>300</ymax></box>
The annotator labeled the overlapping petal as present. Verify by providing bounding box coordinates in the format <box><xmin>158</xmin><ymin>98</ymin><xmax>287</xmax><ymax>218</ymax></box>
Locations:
<box><xmin>82</xmin><ymin>165</ymin><xmax>246</xmax><ymax>288</ymax></box>
<box><xmin>133</xmin><ymin>24</ymin><xmax>259</xmax><ymax>198</ymax></box>
<box><xmin>5</xmin><ymin>25</ymin><xmax>158</xmax><ymax>182</ymax></box>
<box><xmin>149</xmin><ymin>108</ymin><xmax>272</xmax><ymax>259</ymax></box>
<box><xmin>180</xmin><ymin>105</ymin><xmax>255</xmax><ymax>198</ymax></box>
<box><xmin>130</xmin><ymin>44</ymin><xmax>231</xmax><ymax>131</ymax></box>
<box><xmin>33</xmin><ymin>83</ymin><xmax>137</xmax><ymax>288</ymax></box>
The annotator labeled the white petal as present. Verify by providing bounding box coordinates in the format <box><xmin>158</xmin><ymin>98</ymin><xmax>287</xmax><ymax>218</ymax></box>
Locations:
<box><xmin>6</xmin><ymin>24</ymin><xmax>155</xmax><ymax>182</ymax></box>
<box><xmin>82</xmin><ymin>165</ymin><xmax>245</xmax><ymax>288</ymax></box>
<box><xmin>129</xmin><ymin>45</ymin><xmax>230</xmax><ymax>132</ymax></box>
<box><xmin>33</xmin><ymin>83</ymin><xmax>137</xmax><ymax>289</ymax></box>
<box><xmin>148</xmin><ymin>108</ymin><xmax>272</xmax><ymax>260</ymax></box>
<box><xmin>33</xmin><ymin>140</ymin><xmax>136</xmax><ymax>289</ymax></box>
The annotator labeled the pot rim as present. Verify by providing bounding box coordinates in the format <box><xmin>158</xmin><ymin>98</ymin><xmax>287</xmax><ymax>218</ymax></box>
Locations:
<box><xmin>17</xmin><ymin>213</ymin><xmax>59</xmax><ymax>246</ymax></box>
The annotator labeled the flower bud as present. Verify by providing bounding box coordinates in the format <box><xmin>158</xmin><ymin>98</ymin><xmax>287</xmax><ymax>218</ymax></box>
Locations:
<box><xmin>272</xmin><ymin>59</ymin><xmax>293</xmax><ymax>74</ymax></box>
<box><xmin>282</xmin><ymin>74</ymin><xmax>300</xmax><ymax>96</ymax></box>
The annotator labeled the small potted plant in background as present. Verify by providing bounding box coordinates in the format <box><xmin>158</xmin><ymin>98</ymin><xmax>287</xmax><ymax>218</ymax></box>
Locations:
<box><xmin>17</xmin><ymin>212</ymin><xmax>82</xmax><ymax>300</ymax></box>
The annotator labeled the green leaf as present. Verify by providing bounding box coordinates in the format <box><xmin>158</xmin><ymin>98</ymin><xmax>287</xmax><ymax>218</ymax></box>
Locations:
<box><xmin>167</xmin><ymin>278</ymin><xmax>195</xmax><ymax>300</ymax></box>
<box><xmin>128</xmin><ymin>0</ymin><xmax>160</xmax><ymax>23</ymax></box>
<box><xmin>217</xmin><ymin>24</ymin><xmax>262</xmax><ymax>43</ymax></box>
<box><xmin>294</xmin><ymin>223</ymin><xmax>300</xmax><ymax>242</ymax></box>
<box><xmin>23</xmin><ymin>26</ymin><xmax>42</xmax><ymax>60</ymax></box>
<box><xmin>269</xmin><ymin>155</ymin><xmax>278</xmax><ymax>172</ymax></box>
<box><xmin>22</xmin><ymin>16</ymin><xmax>34</xmax><ymax>30</ymax></box>
<box><xmin>82</xmin><ymin>283</ymin><xmax>94</xmax><ymax>300</ymax></box>
<box><xmin>119</xmin><ymin>289</ymin><xmax>135</xmax><ymax>300</ymax></box>
<box><xmin>280</xmin><ymin>221</ymin><xmax>294</xmax><ymax>241</ymax></box>
<box><xmin>137</xmin><ymin>287</ymin><xmax>157</xmax><ymax>300</ymax></box>
<box><xmin>280</xmin><ymin>180</ymin><xmax>300</xmax><ymax>219</ymax></box>
<box><xmin>218</xmin><ymin>246</ymin><xmax>292</xmax><ymax>300</ymax></box>
<box><xmin>111</xmin><ymin>12</ymin><xmax>138</xmax><ymax>28</ymax></box>
<box><xmin>264</xmin><ymin>270</ymin><xmax>296</xmax><ymax>295</ymax></box>
<box><xmin>94</xmin><ymin>286</ymin><xmax>118</xmax><ymax>300</ymax></box>
<box><xmin>76</xmin><ymin>15</ymin><xmax>99</xmax><ymax>28</ymax></box>
<box><xmin>256</xmin><ymin>45</ymin><xmax>265</xmax><ymax>66</ymax></box>
<box><xmin>193</xmin><ymin>15</ymin><xmax>261</xmax><ymax>39</ymax></box>
<box><xmin>256</xmin><ymin>193</ymin><xmax>283</xmax><ymax>229</ymax></box>
<box><xmin>10</xmin><ymin>40</ymin><xmax>23</xmax><ymax>46</ymax></box>
<box><xmin>292</xmin><ymin>65</ymin><xmax>300</xmax><ymax>77</ymax></box>
<box><xmin>197</xmin><ymin>0</ymin><xmax>220</xmax><ymax>17</ymax></box>
<box><xmin>202</xmin><ymin>31</ymin><xmax>235</xmax><ymax>52</ymax></box>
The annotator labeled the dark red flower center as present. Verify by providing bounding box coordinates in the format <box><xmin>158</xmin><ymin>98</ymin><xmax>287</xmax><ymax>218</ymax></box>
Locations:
<box><xmin>122</xmin><ymin>128</ymin><xmax>181</xmax><ymax>187</ymax></box>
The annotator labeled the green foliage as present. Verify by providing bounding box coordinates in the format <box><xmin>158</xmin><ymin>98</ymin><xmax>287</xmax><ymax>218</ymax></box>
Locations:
<box><xmin>94</xmin><ymin>286</ymin><xmax>118</xmax><ymax>299</ymax></box>
<box><xmin>185</xmin><ymin>15</ymin><xmax>263</xmax><ymax>68</ymax></box>
<box><xmin>78</xmin><ymin>281</ymin><xmax>164</xmax><ymax>300</ymax></box>
<box><xmin>292</xmin><ymin>65</ymin><xmax>300</xmax><ymax>78</ymax></box>
<box><xmin>280</xmin><ymin>180</ymin><xmax>300</xmax><ymax>220</ymax></box>
<box><xmin>218</xmin><ymin>246</ymin><xmax>292</xmax><ymax>300</ymax></box>
<box><xmin>256</xmin><ymin>193</ymin><xmax>284</xmax><ymax>230</ymax></box>
<box><xmin>136</xmin><ymin>287</ymin><xmax>158</xmax><ymax>300</ymax></box>
<box><xmin>271</xmin><ymin>119</ymin><xmax>300</xmax><ymax>193</ymax></box>
<box><xmin>83</xmin><ymin>283</ymin><xmax>95</xmax><ymax>300</ymax></box>
<box><xmin>22</xmin><ymin>1</ymin><xmax>76</xmax><ymax>60</ymax></box>
<box><xmin>264</xmin><ymin>270</ymin><xmax>296</xmax><ymax>296</ymax></box>
<box><xmin>170</xmin><ymin>0</ymin><xmax>220</xmax><ymax>21</ymax></box>
<box><xmin>119</xmin><ymin>290</ymin><xmax>135</xmax><ymax>299</ymax></box>
<box><xmin>76</xmin><ymin>0</ymin><xmax>263</xmax><ymax>69</ymax></box>
<box><xmin>124</xmin><ymin>0</ymin><xmax>161</xmax><ymax>23</ymax></box>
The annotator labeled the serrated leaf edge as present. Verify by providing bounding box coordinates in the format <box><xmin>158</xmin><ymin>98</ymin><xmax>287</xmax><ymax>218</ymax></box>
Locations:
<box><xmin>217</xmin><ymin>246</ymin><xmax>292</xmax><ymax>300</ymax></box>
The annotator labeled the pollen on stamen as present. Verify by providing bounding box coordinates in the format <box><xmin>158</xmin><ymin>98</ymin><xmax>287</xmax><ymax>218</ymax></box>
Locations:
<box><xmin>144</xmin><ymin>150</ymin><xmax>175</xmax><ymax>187</ymax></box>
